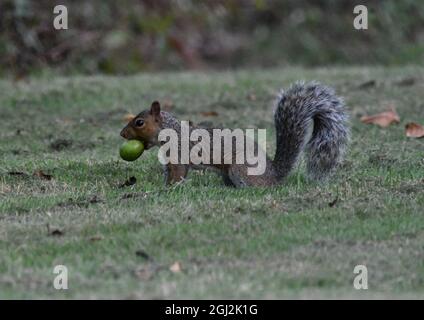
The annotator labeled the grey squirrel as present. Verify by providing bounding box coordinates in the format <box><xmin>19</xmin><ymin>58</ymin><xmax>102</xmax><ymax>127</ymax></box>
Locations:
<box><xmin>120</xmin><ymin>81</ymin><xmax>350</xmax><ymax>187</ymax></box>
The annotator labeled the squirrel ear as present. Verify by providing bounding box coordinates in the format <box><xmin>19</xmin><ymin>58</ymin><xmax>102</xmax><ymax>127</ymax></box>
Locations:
<box><xmin>150</xmin><ymin>101</ymin><xmax>161</xmax><ymax>116</ymax></box>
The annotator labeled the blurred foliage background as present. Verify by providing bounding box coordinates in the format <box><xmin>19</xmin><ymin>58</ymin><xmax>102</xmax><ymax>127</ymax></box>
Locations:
<box><xmin>0</xmin><ymin>0</ymin><xmax>423</xmax><ymax>76</ymax></box>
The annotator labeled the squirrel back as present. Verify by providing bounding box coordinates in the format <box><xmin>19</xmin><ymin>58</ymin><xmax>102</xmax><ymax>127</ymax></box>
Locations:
<box><xmin>273</xmin><ymin>81</ymin><xmax>349</xmax><ymax>181</ymax></box>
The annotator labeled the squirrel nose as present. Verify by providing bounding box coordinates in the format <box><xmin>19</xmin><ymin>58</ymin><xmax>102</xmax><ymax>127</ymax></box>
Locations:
<box><xmin>120</xmin><ymin>129</ymin><xmax>128</xmax><ymax>139</ymax></box>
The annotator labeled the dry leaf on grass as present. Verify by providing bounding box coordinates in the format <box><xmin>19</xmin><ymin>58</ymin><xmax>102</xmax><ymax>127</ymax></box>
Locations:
<box><xmin>360</xmin><ymin>109</ymin><xmax>400</xmax><ymax>128</ymax></box>
<box><xmin>169</xmin><ymin>261</ymin><xmax>182</xmax><ymax>273</ymax></box>
<box><xmin>34</xmin><ymin>170</ymin><xmax>53</xmax><ymax>180</ymax></box>
<box><xmin>123</xmin><ymin>113</ymin><xmax>136</xmax><ymax>123</ymax></box>
<box><xmin>89</xmin><ymin>235</ymin><xmax>103</xmax><ymax>242</ymax></box>
<box><xmin>405</xmin><ymin>122</ymin><xmax>424</xmax><ymax>138</ymax></box>
<box><xmin>200</xmin><ymin>111</ymin><xmax>218</xmax><ymax>117</ymax></box>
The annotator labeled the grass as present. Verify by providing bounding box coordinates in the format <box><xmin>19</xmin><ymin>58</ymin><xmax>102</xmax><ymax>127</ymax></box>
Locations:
<box><xmin>0</xmin><ymin>67</ymin><xmax>423</xmax><ymax>299</ymax></box>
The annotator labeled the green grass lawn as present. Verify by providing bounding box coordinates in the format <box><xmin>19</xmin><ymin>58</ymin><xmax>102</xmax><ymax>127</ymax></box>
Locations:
<box><xmin>0</xmin><ymin>67</ymin><xmax>423</xmax><ymax>299</ymax></box>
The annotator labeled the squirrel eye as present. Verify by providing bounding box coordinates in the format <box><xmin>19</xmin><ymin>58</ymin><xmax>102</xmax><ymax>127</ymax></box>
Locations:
<box><xmin>135</xmin><ymin>119</ymin><xmax>144</xmax><ymax>127</ymax></box>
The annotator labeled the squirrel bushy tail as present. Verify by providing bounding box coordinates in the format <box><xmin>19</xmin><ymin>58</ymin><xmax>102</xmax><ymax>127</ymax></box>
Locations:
<box><xmin>273</xmin><ymin>81</ymin><xmax>349</xmax><ymax>181</ymax></box>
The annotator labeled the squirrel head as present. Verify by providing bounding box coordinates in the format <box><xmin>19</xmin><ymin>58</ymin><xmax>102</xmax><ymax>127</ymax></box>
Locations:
<box><xmin>120</xmin><ymin>101</ymin><xmax>162</xmax><ymax>150</ymax></box>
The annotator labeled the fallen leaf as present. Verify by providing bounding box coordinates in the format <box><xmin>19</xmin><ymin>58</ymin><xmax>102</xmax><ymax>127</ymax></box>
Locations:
<box><xmin>89</xmin><ymin>235</ymin><xmax>103</xmax><ymax>242</ymax></box>
<box><xmin>247</xmin><ymin>93</ymin><xmax>257</xmax><ymax>101</ymax></box>
<box><xmin>34</xmin><ymin>170</ymin><xmax>53</xmax><ymax>180</ymax></box>
<box><xmin>405</xmin><ymin>122</ymin><xmax>424</xmax><ymax>138</ymax></box>
<box><xmin>123</xmin><ymin>113</ymin><xmax>136</xmax><ymax>123</ymax></box>
<box><xmin>119</xmin><ymin>176</ymin><xmax>137</xmax><ymax>188</ymax></box>
<box><xmin>169</xmin><ymin>261</ymin><xmax>182</xmax><ymax>273</ymax></box>
<box><xmin>360</xmin><ymin>109</ymin><xmax>400</xmax><ymax>128</ymax></box>
<box><xmin>200</xmin><ymin>111</ymin><xmax>218</xmax><ymax>117</ymax></box>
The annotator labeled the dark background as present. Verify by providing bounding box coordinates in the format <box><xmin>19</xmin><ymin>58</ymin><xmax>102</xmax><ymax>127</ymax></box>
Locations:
<box><xmin>1</xmin><ymin>0</ymin><xmax>423</xmax><ymax>76</ymax></box>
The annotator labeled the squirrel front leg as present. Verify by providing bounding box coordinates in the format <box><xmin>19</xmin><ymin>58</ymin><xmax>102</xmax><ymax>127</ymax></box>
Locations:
<box><xmin>164</xmin><ymin>163</ymin><xmax>188</xmax><ymax>185</ymax></box>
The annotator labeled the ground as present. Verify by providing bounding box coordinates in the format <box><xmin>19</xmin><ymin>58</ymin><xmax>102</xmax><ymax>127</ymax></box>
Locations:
<box><xmin>0</xmin><ymin>67</ymin><xmax>423</xmax><ymax>299</ymax></box>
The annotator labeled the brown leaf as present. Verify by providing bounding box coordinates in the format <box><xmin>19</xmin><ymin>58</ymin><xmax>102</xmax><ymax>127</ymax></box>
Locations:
<box><xmin>123</xmin><ymin>113</ymin><xmax>136</xmax><ymax>123</ymax></box>
<box><xmin>405</xmin><ymin>122</ymin><xmax>424</xmax><ymax>138</ymax></box>
<box><xmin>169</xmin><ymin>261</ymin><xmax>182</xmax><ymax>273</ymax></box>
<box><xmin>360</xmin><ymin>109</ymin><xmax>400</xmax><ymax>128</ymax></box>
<box><xmin>247</xmin><ymin>93</ymin><xmax>257</xmax><ymax>101</ymax></box>
<box><xmin>200</xmin><ymin>111</ymin><xmax>218</xmax><ymax>117</ymax></box>
<box><xmin>89</xmin><ymin>235</ymin><xmax>103</xmax><ymax>242</ymax></box>
<box><xmin>34</xmin><ymin>170</ymin><xmax>53</xmax><ymax>180</ymax></box>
